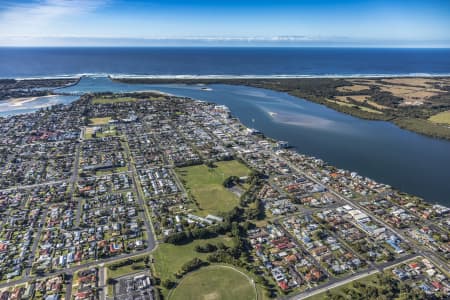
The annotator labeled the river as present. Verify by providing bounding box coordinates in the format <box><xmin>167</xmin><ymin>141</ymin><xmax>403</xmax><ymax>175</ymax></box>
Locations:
<box><xmin>1</xmin><ymin>76</ymin><xmax>449</xmax><ymax>206</ymax></box>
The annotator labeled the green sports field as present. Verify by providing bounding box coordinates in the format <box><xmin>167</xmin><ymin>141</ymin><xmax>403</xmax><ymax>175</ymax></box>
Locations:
<box><xmin>169</xmin><ymin>265</ymin><xmax>257</xmax><ymax>300</ymax></box>
<box><xmin>152</xmin><ymin>236</ymin><xmax>234</xmax><ymax>282</ymax></box>
<box><xmin>176</xmin><ymin>160</ymin><xmax>251</xmax><ymax>215</ymax></box>
<box><xmin>89</xmin><ymin>117</ymin><xmax>111</xmax><ymax>125</ymax></box>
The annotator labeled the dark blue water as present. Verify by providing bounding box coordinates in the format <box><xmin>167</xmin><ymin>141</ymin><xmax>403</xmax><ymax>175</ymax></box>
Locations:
<box><xmin>1</xmin><ymin>47</ymin><xmax>450</xmax><ymax>78</ymax></box>
<box><xmin>55</xmin><ymin>77</ymin><xmax>450</xmax><ymax>206</ymax></box>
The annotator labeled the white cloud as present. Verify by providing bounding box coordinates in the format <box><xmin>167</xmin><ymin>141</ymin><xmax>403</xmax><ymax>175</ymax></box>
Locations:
<box><xmin>0</xmin><ymin>0</ymin><xmax>108</xmax><ymax>37</ymax></box>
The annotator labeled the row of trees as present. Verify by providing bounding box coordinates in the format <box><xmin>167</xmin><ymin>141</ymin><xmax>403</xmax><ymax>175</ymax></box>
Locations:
<box><xmin>107</xmin><ymin>256</ymin><xmax>148</xmax><ymax>271</ymax></box>
<box><xmin>324</xmin><ymin>272</ymin><xmax>433</xmax><ymax>300</ymax></box>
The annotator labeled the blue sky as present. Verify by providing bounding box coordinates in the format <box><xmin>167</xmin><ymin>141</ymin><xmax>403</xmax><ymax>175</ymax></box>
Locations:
<box><xmin>0</xmin><ymin>0</ymin><xmax>449</xmax><ymax>46</ymax></box>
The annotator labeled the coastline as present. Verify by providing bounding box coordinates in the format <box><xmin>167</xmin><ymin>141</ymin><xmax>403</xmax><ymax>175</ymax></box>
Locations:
<box><xmin>4</xmin><ymin>73</ymin><xmax>450</xmax><ymax>81</ymax></box>
<box><xmin>1</xmin><ymin>77</ymin><xmax>447</xmax><ymax>203</ymax></box>
<box><xmin>2</xmin><ymin>75</ymin><xmax>449</xmax><ymax>140</ymax></box>
<box><xmin>0</xmin><ymin>77</ymin><xmax>80</xmax><ymax>102</ymax></box>
<box><xmin>1</xmin><ymin>89</ymin><xmax>448</xmax><ymax>209</ymax></box>
<box><xmin>6</xmin><ymin>95</ymin><xmax>57</xmax><ymax>106</ymax></box>
<box><xmin>112</xmin><ymin>76</ymin><xmax>450</xmax><ymax>141</ymax></box>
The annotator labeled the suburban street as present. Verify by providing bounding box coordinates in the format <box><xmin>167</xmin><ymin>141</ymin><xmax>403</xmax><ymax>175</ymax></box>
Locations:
<box><xmin>0</xmin><ymin>137</ymin><xmax>158</xmax><ymax>291</ymax></box>
<box><xmin>274</xmin><ymin>152</ymin><xmax>450</xmax><ymax>274</ymax></box>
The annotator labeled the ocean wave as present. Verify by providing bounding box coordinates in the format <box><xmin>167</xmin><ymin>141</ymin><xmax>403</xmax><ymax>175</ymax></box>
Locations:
<box><xmin>111</xmin><ymin>73</ymin><xmax>450</xmax><ymax>79</ymax></box>
<box><xmin>5</xmin><ymin>72</ymin><xmax>450</xmax><ymax>80</ymax></box>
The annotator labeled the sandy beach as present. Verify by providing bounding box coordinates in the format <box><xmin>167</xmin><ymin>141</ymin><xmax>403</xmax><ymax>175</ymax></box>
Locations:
<box><xmin>7</xmin><ymin>95</ymin><xmax>55</xmax><ymax>107</ymax></box>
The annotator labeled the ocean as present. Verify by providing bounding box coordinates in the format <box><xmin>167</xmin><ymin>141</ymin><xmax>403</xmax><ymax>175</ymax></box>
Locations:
<box><xmin>0</xmin><ymin>47</ymin><xmax>450</xmax><ymax>78</ymax></box>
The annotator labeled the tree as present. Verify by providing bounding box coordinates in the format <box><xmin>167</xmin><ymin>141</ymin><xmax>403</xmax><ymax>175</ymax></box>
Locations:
<box><xmin>231</xmin><ymin>221</ymin><xmax>240</xmax><ymax>237</ymax></box>
<box><xmin>223</xmin><ymin>176</ymin><xmax>239</xmax><ymax>188</ymax></box>
<box><xmin>165</xmin><ymin>231</ymin><xmax>189</xmax><ymax>244</ymax></box>
<box><xmin>162</xmin><ymin>279</ymin><xmax>176</xmax><ymax>289</ymax></box>
<box><xmin>206</xmin><ymin>161</ymin><xmax>216</xmax><ymax>168</ymax></box>
<box><xmin>195</xmin><ymin>243</ymin><xmax>217</xmax><ymax>253</ymax></box>
<box><xmin>180</xmin><ymin>258</ymin><xmax>208</xmax><ymax>275</ymax></box>
<box><xmin>216</xmin><ymin>242</ymin><xmax>228</xmax><ymax>250</ymax></box>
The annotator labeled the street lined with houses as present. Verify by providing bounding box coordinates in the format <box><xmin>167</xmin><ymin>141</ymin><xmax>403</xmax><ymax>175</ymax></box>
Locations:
<box><xmin>0</xmin><ymin>91</ymin><xmax>448</xmax><ymax>300</ymax></box>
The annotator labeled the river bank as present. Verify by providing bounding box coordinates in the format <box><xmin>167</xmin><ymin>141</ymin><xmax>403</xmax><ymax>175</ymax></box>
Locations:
<box><xmin>114</xmin><ymin>77</ymin><xmax>450</xmax><ymax>140</ymax></box>
<box><xmin>0</xmin><ymin>77</ymin><xmax>80</xmax><ymax>101</ymax></box>
<box><xmin>1</xmin><ymin>76</ymin><xmax>449</xmax><ymax>204</ymax></box>
<box><xmin>53</xmin><ymin>76</ymin><xmax>450</xmax><ymax>205</ymax></box>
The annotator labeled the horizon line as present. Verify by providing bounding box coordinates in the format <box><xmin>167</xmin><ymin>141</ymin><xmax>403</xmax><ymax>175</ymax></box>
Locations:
<box><xmin>1</xmin><ymin>45</ymin><xmax>450</xmax><ymax>49</ymax></box>
<box><xmin>1</xmin><ymin>36</ymin><xmax>449</xmax><ymax>48</ymax></box>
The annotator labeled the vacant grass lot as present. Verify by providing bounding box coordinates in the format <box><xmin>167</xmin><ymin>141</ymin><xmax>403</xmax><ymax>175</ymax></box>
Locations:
<box><xmin>152</xmin><ymin>236</ymin><xmax>234</xmax><ymax>282</ymax></box>
<box><xmin>429</xmin><ymin>110</ymin><xmax>450</xmax><ymax>125</ymax></box>
<box><xmin>106</xmin><ymin>255</ymin><xmax>148</xmax><ymax>279</ymax></box>
<box><xmin>327</xmin><ymin>99</ymin><xmax>383</xmax><ymax>114</ymax></box>
<box><xmin>306</xmin><ymin>269</ymin><xmax>414</xmax><ymax>300</ymax></box>
<box><xmin>95</xmin><ymin>166</ymin><xmax>128</xmax><ymax>175</ymax></box>
<box><xmin>176</xmin><ymin>160</ymin><xmax>251</xmax><ymax>215</ymax></box>
<box><xmin>306</xmin><ymin>274</ymin><xmax>376</xmax><ymax>300</ymax></box>
<box><xmin>337</xmin><ymin>95</ymin><xmax>390</xmax><ymax>110</ymax></box>
<box><xmin>89</xmin><ymin>117</ymin><xmax>111</xmax><ymax>125</ymax></box>
<box><xmin>169</xmin><ymin>265</ymin><xmax>256</xmax><ymax>300</ymax></box>
<box><xmin>84</xmin><ymin>127</ymin><xmax>94</xmax><ymax>139</ymax></box>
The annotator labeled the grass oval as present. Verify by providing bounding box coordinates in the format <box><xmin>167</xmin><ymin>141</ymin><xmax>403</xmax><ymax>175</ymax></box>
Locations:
<box><xmin>169</xmin><ymin>265</ymin><xmax>257</xmax><ymax>300</ymax></box>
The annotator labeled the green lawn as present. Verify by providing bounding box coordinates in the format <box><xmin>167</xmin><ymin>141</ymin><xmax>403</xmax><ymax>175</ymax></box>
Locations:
<box><xmin>327</xmin><ymin>99</ymin><xmax>383</xmax><ymax>114</ymax></box>
<box><xmin>84</xmin><ymin>127</ymin><xmax>94</xmax><ymax>139</ymax></box>
<box><xmin>429</xmin><ymin>110</ymin><xmax>450</xmax><ymax>125</ymax></box>
<box><xmin>95</xmin><ymin>166</ymin><xmax>128</xmax><ymax>175</ymax></box>
<box><xmin>93</xmin><ymin>96</ymin><xmax>138</xmax><ymax>104</ymax></box>
<box><xmin>305</xmin><ymin>272</ymin><xmax>381</xmax><ymax>300</ymax></box>
<box><xmin>89</xmin><ymin>117</ymin><xmax>111</xmax><ymax>125</ymax></box>
<box><xmin>169</xmin><ymin>265</ymin><xmax>257</xmax><ymax>300</ymax></box>
<box><xmin>176</xmin><ymin>160</ymin><xmax>251</xmax><ymax>215</ymax></box>
<box><xmin>92</xmin><ymin>96</ymin><xmax>166</xmax><ymax>104</ymax></box>
<box><xmin>152</xmin><ymin>236</ymin><xmax>234</xmax><ymax>282</ymax></box>
<box><xmin>106</xmin><ymin>255</ymin><xmax>149</xmax><ymax>279</ymax></box>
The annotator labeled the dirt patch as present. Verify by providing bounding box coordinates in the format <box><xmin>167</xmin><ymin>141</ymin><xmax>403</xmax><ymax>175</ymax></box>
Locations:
<box><xmin>336</xmin><ymin>84</ymin><xmax>369</xmax><ymax>92</ymax></box>
<box><xmin>335</xmin><ymin>95</ymin><xmax>389</xmax><ymax>110</ymax></box>
<box><xmin>343</xmin><ymin>78</ymin><xmax>449</xmax><ymax>106</ymax></box>
<box><xmin>204</xmin><ymin>292</ymin><xmax>220</xmax><ymax>300</ymax></box>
